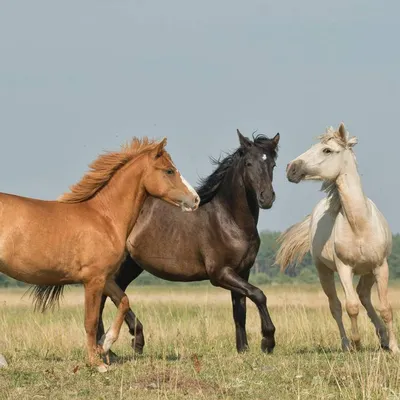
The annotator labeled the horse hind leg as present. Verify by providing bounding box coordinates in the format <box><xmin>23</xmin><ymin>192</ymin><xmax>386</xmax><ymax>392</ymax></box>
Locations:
<box><xmin>373</xmin><ymin>260</ymin><xmax>399</xmax><ymax>354</ymax></box>
<box><xmin>356</xmin><ymin>273</ymin><xmax>389</xmax><ymax>350</ymax></box>
<box><xmin>99</xmin><ymin>280</ymin><xmax>131</xmax><ymax>364</ymax></box>
<box><xmin>316</xmin><ymin>261</ymin><xmax>351</xmax><ymax>351</ymax></box>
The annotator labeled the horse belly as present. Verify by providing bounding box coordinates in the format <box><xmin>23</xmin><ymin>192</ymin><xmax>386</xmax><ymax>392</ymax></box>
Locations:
<box><xmin>0</xmin><ymin>232</ymin><xmax>77</xmax><ymax>285</ymax></box>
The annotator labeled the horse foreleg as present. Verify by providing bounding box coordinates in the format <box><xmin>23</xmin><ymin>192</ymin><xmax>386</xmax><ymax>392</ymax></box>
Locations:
<box><xmin>84</xmin><ymin>277</ymin><xmax>107</xmax><ymax>372</ymax></box>
<box><xmin>336</xmin><ymin>261</ymin><xmax>361</xmax><ymax>351</ymax></box>
<box><xmin>316</xmin><ymin>261</ymin><xmax>350</xmax><ymax>351</ymax></box>
<box><xmin>211</xmin><ymin>267</ymin><xmax>275</xmax><ymax>354</ymax></box>
<box><xmin>231</xmin><ymin>269</ymin><xmax>250</xmax><ymax>353</ymax></box>
<box><xmin>373</xmin><ymin>260</ymin><xmax>399</xmax><ymax>354</ymax></box>
<box><xmin>97</xmin><ymin>256</ymin><xmax>145</xmax><ymax>354</ymax></box>
<box><xmin>356</xmin><ymin>273</ymin><xmax>389</xmax><ymax>350</ymax></box>
<box><xmin>99</xmin><ymin>280</ymin><xmax>131</xmax><ymax>363</ymax></box>
<box><xmin>113</xmin><ymin>257</ymin><xmax>145</xmax><ymax>353</ymax></box>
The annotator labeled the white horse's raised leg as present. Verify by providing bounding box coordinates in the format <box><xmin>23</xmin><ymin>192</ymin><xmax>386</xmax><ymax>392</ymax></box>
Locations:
<box><xmin>336</xmin><ymin>261</ymin><xmax>361</xmax><ymax>350</ymax></box>
<box><xmin>316</xmin><ymin>261</ymin><xmax>350</xmax><ymax>351</ymax></box>
<box><xmin>373</xmin><ymin>260</ymin><xmax>399</xmax><ymax>354</ymax></box>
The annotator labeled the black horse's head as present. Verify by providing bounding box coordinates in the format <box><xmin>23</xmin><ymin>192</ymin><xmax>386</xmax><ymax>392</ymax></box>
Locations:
<box><xmin>237</xmin><ymin>129</ymin><xmax>280</xmax><ymax>209</ymax></box>
<box><xmin>197</xmin><ymin>129</ymin><xmax>280</xmax><ymax>210</ymax></box>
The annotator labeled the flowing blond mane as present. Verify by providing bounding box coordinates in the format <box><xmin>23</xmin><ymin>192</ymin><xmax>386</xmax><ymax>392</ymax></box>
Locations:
<box><xmin>318</xmin><ymin>126</ymin><xmax>358</xmax><ymax>149</ymax></box>
<box><xmin>58</xmin><ymin>137</ymin><xmax>162</xmax><ymax>203</ymax></box>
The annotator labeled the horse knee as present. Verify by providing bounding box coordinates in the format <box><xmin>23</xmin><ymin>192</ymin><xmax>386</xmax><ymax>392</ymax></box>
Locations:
<box><xmin>250</xmin><ymin>288</ymin><xmax>267</xmax><ymax>305</ymax></box>
<box><xmin>119</xmin><ymin>295</ymin><xmax>130</xmax><ymax>313</ymax></box>
<box><xmin>346</xmin><ymin>301</ymin><xmax>359</xmax><ymax>318</ymax></box>
<box><xmin>380</xmin><ymin>305</ymin><xmax>393</xmax><ymax>324</ymax></box>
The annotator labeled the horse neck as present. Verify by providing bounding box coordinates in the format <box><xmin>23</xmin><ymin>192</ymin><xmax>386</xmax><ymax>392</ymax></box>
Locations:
<box><xmin>335</xmin><ymin>150</ymin><xmax>369</xmax><ymax>234</ymax></box>
<box><xmin>217</xmin><ymin>167</ymin><xmax>259</xmax><ymax>234</ymax></box>
<box><xmin>89</xmin><ymin>155</ymin><xmax>147</xmax><ymax>240</ymax></box>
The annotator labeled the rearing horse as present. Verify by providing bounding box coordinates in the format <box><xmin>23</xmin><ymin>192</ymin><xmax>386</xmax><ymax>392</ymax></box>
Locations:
<box><xmin>97</xmin><ymin>130</ymin><xmax>280</xmax><ymax>356</ymax></box>
<box><xmin>1</xmin><ymin>137</ymin><xmax>199</xmax><ymax>370</ymax></box>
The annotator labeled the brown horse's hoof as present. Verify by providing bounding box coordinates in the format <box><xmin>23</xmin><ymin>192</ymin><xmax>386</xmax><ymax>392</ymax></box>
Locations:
<box><xmin>261</xmin><ymin>337</ymin><xmax>275</xmax><ymax>354</ymax></box>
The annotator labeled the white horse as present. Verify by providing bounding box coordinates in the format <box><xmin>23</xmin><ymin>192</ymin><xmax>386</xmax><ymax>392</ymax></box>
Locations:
<box><xmin>276</xmin><ymin>123</ymin><xmax>399</xmax><ymax>353</ymax></box>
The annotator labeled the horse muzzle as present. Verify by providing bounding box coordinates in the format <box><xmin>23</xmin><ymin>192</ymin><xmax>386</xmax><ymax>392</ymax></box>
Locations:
<box><xmin>286</xmin><ymin>161</ymin><xmax>306</xmax><ymax>184</ymax></box>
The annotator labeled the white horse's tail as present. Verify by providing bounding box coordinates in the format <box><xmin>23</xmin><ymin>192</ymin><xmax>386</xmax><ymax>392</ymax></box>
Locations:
<box><xmin>275</xmin><ymin>214</ymin><xmax>311</xmax><ymax>272</ymax></box>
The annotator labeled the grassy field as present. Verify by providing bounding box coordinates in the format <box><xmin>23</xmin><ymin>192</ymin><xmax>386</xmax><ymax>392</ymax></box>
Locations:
<box><xmin>1</xmin><ymin>283</ymin><xmax>400</xmax><ymax>400</ymax></box>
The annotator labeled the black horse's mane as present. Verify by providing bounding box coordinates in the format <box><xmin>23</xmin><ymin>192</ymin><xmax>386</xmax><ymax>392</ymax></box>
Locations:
<box><xmin>197</xmin><ymin>134</ymin><xmax>278</xmax><ymax>206</ymax></box>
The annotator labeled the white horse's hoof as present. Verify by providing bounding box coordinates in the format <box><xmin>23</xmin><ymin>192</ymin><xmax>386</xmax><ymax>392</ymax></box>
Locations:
<box><xmin>97</xmin><ymin>364</ymin><xmax>108</xmax><ymax>373</ymax></box>
<box><xmin>0</xmin><ymin>354</ymin><xmax>7</xmax><ymax>368</ymax></box>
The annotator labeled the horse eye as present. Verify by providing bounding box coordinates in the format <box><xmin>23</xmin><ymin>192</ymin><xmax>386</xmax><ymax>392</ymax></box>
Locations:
<box><xmin>323</xmin><ymin>148</ymin><xmax>332</xmax><ymax>154</ymax></box>
<box><xmin>246</xmin><ymin>161</ymin><xmax>252</xmax><ymax>167</ymax></box>
<box><xmin>165</xmin><ymin>169</ymin><xmax>175</xmax><ymax>175</ymax></box>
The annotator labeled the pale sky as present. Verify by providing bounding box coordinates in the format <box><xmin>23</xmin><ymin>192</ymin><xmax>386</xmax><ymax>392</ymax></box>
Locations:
<box><xmin>0</xmin><ymin>1</ymin><xmax>399</xmax><ymax>232</ymax></box>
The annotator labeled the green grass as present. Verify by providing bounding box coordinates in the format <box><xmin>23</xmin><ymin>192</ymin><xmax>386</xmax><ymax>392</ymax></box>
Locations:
<box><xmin>1</xmin><ymin>284</ymin><xmax>400</xmax><ymax>399</ymax></box>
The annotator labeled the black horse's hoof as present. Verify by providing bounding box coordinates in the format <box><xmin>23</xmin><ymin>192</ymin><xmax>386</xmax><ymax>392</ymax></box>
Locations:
<box><xmin>237</xmin><ymin>345</ymin><xmax>249</xmax><ymax>354</ymax></box>
<box><xmin>131</xmin><ymin>338</ymin><xmax>144</xmax><ymax>355</ymax></box>
<box><xmin>261</xmin><ymin>337</ymin><xmax>275</xmax><ymax>354</ymax></box>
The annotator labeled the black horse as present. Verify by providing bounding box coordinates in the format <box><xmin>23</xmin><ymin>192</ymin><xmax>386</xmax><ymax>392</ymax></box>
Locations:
<box><xmin>97</xmin><ymin>129</ymin><xmax>280</xmax><ymax>355</ymax></box>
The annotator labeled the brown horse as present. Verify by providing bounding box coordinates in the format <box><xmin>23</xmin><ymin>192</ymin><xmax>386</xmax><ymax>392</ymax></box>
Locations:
<box><xmin>95</xmin><ymin>130</ymin><xmax>280</xmax><ymax>356</ymax></box>
<box><xmin>0</xmin><ymin>137</ymin><xmax>199</xmax><ymax>370</ymax></box>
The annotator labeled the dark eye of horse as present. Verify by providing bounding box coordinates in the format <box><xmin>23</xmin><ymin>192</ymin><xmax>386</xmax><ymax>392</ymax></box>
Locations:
<box><xmin>323</xmin><ymin>148</ymin><xmax>332</xmax><ymax>154</ymax></box>
<box><xmin>246</xmin><ymin>161</ymin><xmax>252</xmax><ymax>167</ymax></box>
<box><xmin>165</xmin><ymin>169</ymin><xmax>175</xmax><ymax>175</ymax></box>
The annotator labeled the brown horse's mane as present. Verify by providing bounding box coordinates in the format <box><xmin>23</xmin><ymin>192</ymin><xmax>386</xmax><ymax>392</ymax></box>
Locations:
<box><xmin>58</xmin><ymin>137</ymin><xmax>162</xmax><ymax>203</ymax></box>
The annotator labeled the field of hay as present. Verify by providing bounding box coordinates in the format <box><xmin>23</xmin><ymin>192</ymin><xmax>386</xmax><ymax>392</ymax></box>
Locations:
<box><xmin>1</xmin><ymin>283</ymin><xmax>400</xmax><ymax>400</ymax></box>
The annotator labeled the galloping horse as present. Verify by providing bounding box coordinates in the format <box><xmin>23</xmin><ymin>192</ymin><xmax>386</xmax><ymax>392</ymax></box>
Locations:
<box><xmin>96</xmin><ymin>129</ymin><xmax>280</xmax><ymax>356</ymax></box>
<box><xmin>1</xmin><ymin>137</ymin><xmax>199</xmax><ymax>370</ymax></box>
<box><xmin>276</xmin><ymin>123</ymin><xmax>399</xmax><ymax>353</ymax></box>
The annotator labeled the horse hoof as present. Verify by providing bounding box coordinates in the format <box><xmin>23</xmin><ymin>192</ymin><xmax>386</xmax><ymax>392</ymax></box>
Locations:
<box><xmin>132</xmin><ymin>338</ymin><xmax>144</xmax><ymax>355</ymax></box>
<box><xmin>261</xmin><ymin>338</ymin><xmax>275</xmax><ymax>354</ymax></box>
<box><xmin>341</xmin><ymin>338</ymin><xmax>352</xmax><ymax>352</ymax></box>
<box><xmin>0</xmin><ymin>354</ymin><xmax>8</xmax><ymax>368</ymax></box>
<box><xmin>97</xmin><ymin>364</ymin><xmax>108</xmax><ymax>373</ymax></box>
<box><xmin>237</xmin><ymin>345</ymin><xmax>249</xmax><ymax>354</ymax></box>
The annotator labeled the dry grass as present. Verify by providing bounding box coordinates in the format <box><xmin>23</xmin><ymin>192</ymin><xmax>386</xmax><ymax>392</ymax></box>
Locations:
<box><xmin>1</xmin><ymin>283</ymin><xmax>400</xmax><ymax>399</ymax></box>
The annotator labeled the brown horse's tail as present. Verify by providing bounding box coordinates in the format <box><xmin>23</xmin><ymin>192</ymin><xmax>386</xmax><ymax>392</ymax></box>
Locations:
<box><xmin>275</xmin><ymin>214</ymin><xmax>311</xmax><ymax>272</ymax></box>
<box><xmin>28</xmin><ymin>285</ymin><xmax>65</xmax><ymax>312</ymax></box>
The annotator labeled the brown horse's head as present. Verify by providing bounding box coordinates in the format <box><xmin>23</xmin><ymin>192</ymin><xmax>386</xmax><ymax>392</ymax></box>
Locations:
<box><xmin>143</xmin><ymin>138</ymin><xmax>199</xmax><ymax>211</ymax></box>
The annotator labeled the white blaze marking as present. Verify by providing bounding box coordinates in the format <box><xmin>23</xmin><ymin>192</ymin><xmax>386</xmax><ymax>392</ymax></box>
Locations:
<box><xmin>262</xmin><ymin>154</ymin><xmax>267</xmax><ymax>161</ymax></box>
<box><xmin>179</xmin><ymin>172</ymin><xmax>198</xmax><ymax>197</ymax></box>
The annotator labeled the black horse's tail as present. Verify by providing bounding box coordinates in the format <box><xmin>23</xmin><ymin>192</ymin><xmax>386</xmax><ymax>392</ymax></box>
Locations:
<box><xmin>28</xmin><ymin>285</ymin><xmax>65</xmax><ymax>312</ymax></box>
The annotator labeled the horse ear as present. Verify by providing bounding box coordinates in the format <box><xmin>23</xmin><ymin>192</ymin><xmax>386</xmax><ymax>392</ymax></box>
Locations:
<box><xmin>348</xmin><ymin>136</ymin><xmax>358</xmax><ymax>148</ymax></box>
<box><xmin>154</xmin><ymin>137</ymin><xmax>167</xmax><ymax>158</ymax></box>
<box><xmin>337</xmin><ymin>123</ymin><xmax>349</xmax><ymax>142</ymax></box>
<box><xmin>271</xmin><ymin>133</ymin><xmax>280</xmax><ymax>148</ymax></box>
<box><xmin>237</xmin><ymin>129</ymin><xmax>252</xmax><ymax>148</ymax></box>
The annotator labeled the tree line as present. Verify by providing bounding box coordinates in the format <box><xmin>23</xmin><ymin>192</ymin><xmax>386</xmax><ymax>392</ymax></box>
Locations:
<box><xmin>2</xmin><ymin>232</ymin><xmax>400</xmax><ymax>287</ymax></box>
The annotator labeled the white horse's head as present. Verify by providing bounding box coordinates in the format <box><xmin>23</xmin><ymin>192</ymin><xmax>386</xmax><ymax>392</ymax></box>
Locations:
<box><xmin>286</xmin><ymin>123</ymin><xmax>358</xmax><ymax>183</ymax></box>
